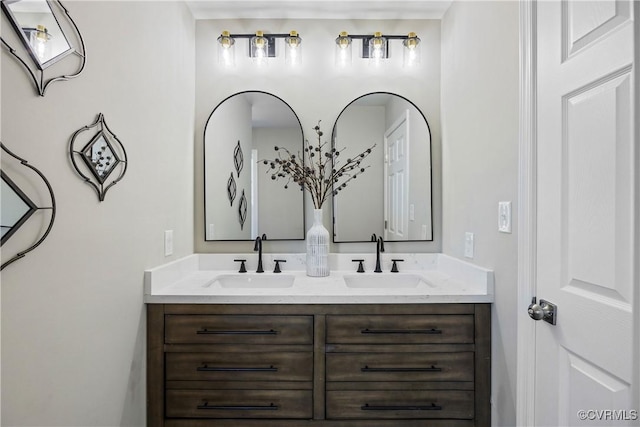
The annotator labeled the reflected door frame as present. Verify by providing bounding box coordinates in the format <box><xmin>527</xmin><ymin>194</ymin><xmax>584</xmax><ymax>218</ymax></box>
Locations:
<box><xmin>383</xmin><ymin>110</ymin><xmax>410</xmax><ymax>241</ymax></box>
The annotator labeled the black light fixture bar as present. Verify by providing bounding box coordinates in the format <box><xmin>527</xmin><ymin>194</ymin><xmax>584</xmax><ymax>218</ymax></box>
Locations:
<box><xmin>228</xmin><ymin>33</ymin><xmax>301</xmax><ymax>58</ymax></box>
<box><xmin>339</xmin><ymin>34</ymin><xmax>416</xmax><ymax>59</ymax></box>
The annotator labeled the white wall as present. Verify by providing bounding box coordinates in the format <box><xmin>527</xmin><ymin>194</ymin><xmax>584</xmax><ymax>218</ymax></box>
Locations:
<box><xmin>255</xmin><ymin>127</ymin><xmax>305</xmax><ymax>239</ymax></box>
<box><xmin>194</xmin><ymin>18</ymin><xmax>443</xmax><ymax>254</ymax></box>
<box><xmin>334</xmin><ymin>105</ymin><xmax>385</xmax><ymax>241</ymax></box>
<box><xmin>1</xmin><ymin>2</ymin><xmax>195</xmax><ymax>425</ymax></box>
<box><xmin>441</xmin><ymin>2</ymin><xmax>519</xmax><ymax>426</ymax></box>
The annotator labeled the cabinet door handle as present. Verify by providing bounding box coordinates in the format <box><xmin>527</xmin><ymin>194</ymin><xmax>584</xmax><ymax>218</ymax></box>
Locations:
<box><xmin>361</xmin><ymin>403</ymin><xmax>442</xmax><ymax>411</ymax></box>
<box><xmin>361</xmin><ymin>365</ymin><xmax>442</xmax><ymax>373</ymax></box>
<box><xmin>197</xmin><ymin>365</ymin><xmax>278</xmax><ymax>372</ymax></box>
<box><xmin>361</xmin><ymin>328</ymin><xmax>442</xmax><ymax>335</ymax></box>
<box><xmin>198</xmin><ymin>402</ymin><xmax>278</xmax><ymax>411</ymax></box>
<box><xmin>196</xmin><ymin>328</ymin><xmax>278</xmax><ymax>335</ymax></box>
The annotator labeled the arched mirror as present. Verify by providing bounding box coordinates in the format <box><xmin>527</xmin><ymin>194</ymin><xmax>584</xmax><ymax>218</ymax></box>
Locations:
<box><xmin>332</xmin><ymin>92</ymin><xmax>433</xmax><ymax>242</ymax></box>
<box><xmin>204</xmin><ymin>91</ymin><xmax>305</xmax><ymax>241</ymax></box>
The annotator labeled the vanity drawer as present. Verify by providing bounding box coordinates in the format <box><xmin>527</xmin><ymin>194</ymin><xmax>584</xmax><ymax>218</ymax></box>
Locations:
<box><xmin>326</xmin><ymin>390</ymin><xmax>474</xmax><ymax>420</ymax></box>
<box><xmin>326</xmin><ymin>352</ymin><xmax>474</xmax><ymax>382</ymax></box>
<box><xmin>165</xmin><ymin>315</ymin><xmax>313</xmax><ymax>345</ymax></box>
<box><xmin>166</xmin><ymin>352</ymin><xmax>313</xmax><ymax>381</ymax></box>
<box><xmin>326</xmin><ymin>315</ymin><xmax>474</xmax><ymax>344</ymax></box>
<box><xmin>166</xmin><ymin>389</ymin><xmax>313</xmax><ymax>419</ymax></box>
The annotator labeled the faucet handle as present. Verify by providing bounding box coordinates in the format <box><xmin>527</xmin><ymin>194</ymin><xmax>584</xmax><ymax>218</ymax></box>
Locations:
<box><xmin>234</xmin><ymin>259</ymin><xmax>247</xmax><ymax>273</ymax></box>
<box><xmin>274</xmin><ymin>259</ymin><xmax>286</xmax><ymax>273</ymax></box>
<box><xmin>352</xmin><ymin>259</ymin><xmax>365</xmax><ymax>273</ymax></box>
<box><xmin>390</xmin><ymin>259</ymin><xmax>404</xmax><ymax>273</ymax></box>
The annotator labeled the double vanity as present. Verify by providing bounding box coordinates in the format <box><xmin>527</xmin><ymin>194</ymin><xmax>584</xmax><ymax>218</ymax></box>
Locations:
<box><xmin>145</xmin><ymin>253</ymin><xmax>493</xmax><ymax>426</ymax></box>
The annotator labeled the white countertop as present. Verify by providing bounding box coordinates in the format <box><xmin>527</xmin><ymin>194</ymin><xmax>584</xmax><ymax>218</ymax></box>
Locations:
<box><xmin>144</xmin><ymin>253</ymin><xmax>494</xmax><ymax>304</ymax></box>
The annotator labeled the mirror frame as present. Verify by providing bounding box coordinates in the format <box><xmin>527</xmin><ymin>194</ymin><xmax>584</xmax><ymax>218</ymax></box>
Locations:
<box><xmin>331</xmin><ymin>91</ymin><xmax>434</xmax><ymax>243</ymax></box>
<box><xmin>0</xmin><ymin>0</ymin><xmax>86</xmax><ymax>96</ymax></box>
<box><xmin>203</xmin><ymin>90</ymin><xmax>307</xmax><ymax>242</ymax></box>
<box><xmin>1</xmin><ymin>0</ymin><xmax>74</xmax><ymax>70</ymax></box>
<box><xmin>0</xmin><ymin>142</ymin><xmax>56</xmax><ymax>270</ymax></box>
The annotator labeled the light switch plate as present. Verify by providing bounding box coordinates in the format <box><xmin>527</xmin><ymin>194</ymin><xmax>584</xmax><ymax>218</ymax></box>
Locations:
<box><xmin>164</xmin><ymin>230</ymin><xmax>173</xmax><ymax>256</ymax></box>
<box><xmin>498</xmin><ymin>201</ymin><xmax>512</xmax><ymax>233</ymax></box>
<box><xmin>464</xmin><ymin>232</ymin><xmax>474</xmax><ymax>258</ymax></box>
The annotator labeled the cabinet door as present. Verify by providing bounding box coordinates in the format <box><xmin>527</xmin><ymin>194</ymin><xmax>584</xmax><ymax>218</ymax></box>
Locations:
<box><xmin>166</xmin><ymin>389</ymin><xmax>313</xmax><ymax>419</ymax></box>
<box><xmin>165</xmin><ymin>315</ymin><xmax>313</xmax><ymax>344</ymax></box>
<box><xmin>326</xmin><ymin>352</ymin><xmax>474</xmax><ymax>382</ymax></box>
<box><xmin>167</xmin><ymin>352</ymin><xmax>313</xmax><ymax>381</ymax></box>
<box><xmin>326</xmin><ymin>390</ymin><xmax>474</xmax><ymax>420</ymax></box>
<box><xmin>326</xmin><ymin>315</ymin><xmax>474</xmax><ymax>344</ymax></box>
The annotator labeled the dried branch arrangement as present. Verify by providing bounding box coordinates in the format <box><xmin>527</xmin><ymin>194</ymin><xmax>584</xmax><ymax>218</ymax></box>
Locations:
<box><xmin>262</xmin><ymin>121</ymin><xmax>376</xmax><ymax>209</ymax></box>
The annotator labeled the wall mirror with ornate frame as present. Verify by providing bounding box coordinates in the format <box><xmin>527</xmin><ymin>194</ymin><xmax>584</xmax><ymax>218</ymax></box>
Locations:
<box><xmin>332</xmin><ymin>92</ymin><xmax>433</xmax><ymax>242</ymax></box>
<box><xmin>204</xmin><ymin>91</ymin><xmax>306</xmax><ymax>241</ymax></box>
<box><xmin>0</xmin><ymin>0</ymin><xmax>86</xmax><ymax>95</ymax></box>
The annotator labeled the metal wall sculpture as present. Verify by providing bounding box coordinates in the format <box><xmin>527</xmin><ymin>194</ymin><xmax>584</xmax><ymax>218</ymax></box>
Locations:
<box><xmin>69</xmin><ymin>113</ymin><xmax>128</xmax><ymax>201</ymax></box>
<box><xmin>0</xmin><ymin>0</ymin><xmax>86</xmax><ymax>96</ymax></box>
<box><xmin>0</xmin><ymin>142</ymin><xmax>56</xmax><ymax>270</ymax></box>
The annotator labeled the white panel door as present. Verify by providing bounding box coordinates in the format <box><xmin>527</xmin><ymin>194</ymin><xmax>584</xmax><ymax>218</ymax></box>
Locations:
<box><xmin>535</xmin><ymin>1</ymin><xmax>635</xmax><ymax>426</ymax></box>
<box><xmin>384</xmin><ymin>113</ymin><xmax>410</xmax><ymax>241</ymax></box>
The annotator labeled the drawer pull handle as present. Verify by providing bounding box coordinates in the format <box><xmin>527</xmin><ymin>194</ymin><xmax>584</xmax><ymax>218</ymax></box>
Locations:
<box><xmin>361</xmin><ymin>365</ymin><xmax>442</xmax><ymax>373</ymax></box>
<box><xmin>361</xmin><ymin>403</ymin><xmax>442</xmax><ymax>411</ymax></box>
<box><xmin>198</xmin><ymin>402</ymin><xmax>278</xmax><ymax>411</ymax></box>
<box><xmin>197</xmin><ymin>365</ymin><xmax>278</xmax><ymax>372</ymax></box>
<box><xmin>196</xmin><ymin>328</ymin><xmax>278</xmax><ymax>335</ymax></box>
<box><xmin>361</xmin><ymin>328</ymin><xmax>442</xmax><ymax>335</ymax></box>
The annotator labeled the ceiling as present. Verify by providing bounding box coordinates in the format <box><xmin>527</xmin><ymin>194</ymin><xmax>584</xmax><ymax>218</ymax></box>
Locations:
<box><xmin>185</xmin><ymin>0</ymin><xmax>453</xmax><ymax>20</ymax></box>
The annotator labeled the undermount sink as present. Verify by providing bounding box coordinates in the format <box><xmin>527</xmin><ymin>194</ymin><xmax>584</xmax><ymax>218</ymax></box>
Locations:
<box><xmin>211</xmin><ymin>274</ymin><xmax>295</xmax><ymax>288</ymax></box>
<box><xmin>343</xmin><ymin>274</ymin><xmax>429</xmax><ymax>289</ymax></box>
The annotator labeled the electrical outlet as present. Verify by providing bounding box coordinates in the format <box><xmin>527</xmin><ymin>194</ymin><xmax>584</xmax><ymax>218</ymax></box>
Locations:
<box><xmin>498</xmin><ymin>201</ymin><xmax>512</xmax><ymax>233</ymax></box>
<box><xmin>464</xmin><ymin>232</ymin><xmax>474</xmax><ymax>258</ymax></box>
<box><xmin>164</xmin><ymin>230</ymin><xmax>173</xmax><ymax>256</ymax></box>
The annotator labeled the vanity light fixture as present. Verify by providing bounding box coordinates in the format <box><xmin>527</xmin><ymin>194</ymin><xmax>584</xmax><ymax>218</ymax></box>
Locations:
<box><xmin>334</xmin><ymin>31</ymin><xmax>421</xmax><ymax>67</ymax></box>
<box><xmin>284</xmin><ymin>30</ymin><xmax>302</xmax><ymax>67</ymax></box>
<box><xmin>217</xmin><ymin>30</ymin><xmax>302</xmax><ymax>68</ymax></box>
<box><xmin>335</xmin><ymin>31</ymin><xmax>352</xmax><ymax>68</ymax></box>
<box><xmin>21</xmin><ymin>24</ymin><xmax>52</xmax><ymax>62</ymax></box>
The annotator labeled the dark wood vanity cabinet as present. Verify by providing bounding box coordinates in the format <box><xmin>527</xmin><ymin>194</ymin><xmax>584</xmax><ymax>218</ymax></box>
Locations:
<box><xmin>148</xmin><ymin>304</ymin><xmax>490</xmax><ymax>427</ymax></box>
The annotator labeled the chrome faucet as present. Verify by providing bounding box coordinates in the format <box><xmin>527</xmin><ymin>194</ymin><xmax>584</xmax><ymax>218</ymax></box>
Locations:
<box><xmin>253</xmin><ymin>234</ymin><xmax>267</xmax><ymax>273</ymax></box>
<box><xmin>371</xmin><ymin>234</ymin><xmax>385</xmax><ymax>273</ymax></box>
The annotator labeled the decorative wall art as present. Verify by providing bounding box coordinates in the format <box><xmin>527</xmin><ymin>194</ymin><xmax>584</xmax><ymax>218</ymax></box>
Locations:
<box><xmin>238</xmin><ymin>189</ymin><xmax>247</xmax><ymax>230</ymax></box>
<box><xmin>233</xmin><ymin>140</ymin><xmax>243</xmax><ymax>177</ymax></box>
<box><xmin>0</xmin><ymin>0</ymin><xmax>86</xmax><ymax>96</ymax></box>
<box><xmin>226</xmin><ymin>172</ymin><xmax>236</xmax><ymax>206</ymax></box>
<box><xmin>69</xmin><ymin>113</ymin><xmax>128</xmax><ymax>201</ymax></box>
<box><xmin>0</xmin><ymin>142</ymin><xmax>56</xmax><ymax>270</ymax></box>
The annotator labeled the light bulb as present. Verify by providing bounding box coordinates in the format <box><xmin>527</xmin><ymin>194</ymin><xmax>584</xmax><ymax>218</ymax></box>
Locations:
<box><xmin>285</xmin><ymin>30</ymin><xmax>302</xmax><ymax>67</ymax></box>
<box><xmin>251</xmin><ymin>31</ymin><xmax>269</xmax><ymax>66</ymax></box>
<box><xmin>217</xmin><ymin>30</ymin><xmax>235</xmax><ymax>68</ymax></box>
<box><xmin>402</xmin><ymin>32</ymin><xmax>421</xmax><ymax>67</ymax></box>
<box><xmin>368</xmin><ymin>32</ymin><xmax>387</xmax><ymax>67</ymax></box>
<box><xmin>335</xmin><ymin>31</ymin><xmax>352</xmax><ymax>68</ymax></box>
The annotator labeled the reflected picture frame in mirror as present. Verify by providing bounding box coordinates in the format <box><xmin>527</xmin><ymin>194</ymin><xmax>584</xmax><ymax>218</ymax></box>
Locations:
<box><xmin>331</xmin><ymin>92</ymin><xmax>433</xmax><ymax>243</ymax></box>
<box><xmin>203</xmin><ymin>91</ymin><xmax>306</xmax><ymax>241</ymax></box>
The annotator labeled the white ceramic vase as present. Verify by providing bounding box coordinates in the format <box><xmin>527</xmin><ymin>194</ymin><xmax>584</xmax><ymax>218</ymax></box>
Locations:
<box><xmin>306</xmin><ymin>208</ymin><xmax>330</xmax><ymax>277</ymax></box>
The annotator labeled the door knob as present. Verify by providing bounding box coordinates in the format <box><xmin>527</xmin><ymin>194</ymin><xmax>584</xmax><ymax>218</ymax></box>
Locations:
<box><xmin>528</xmin><ymin>297</ymin><xmax>557</xmax><ymax>325</ymax></box>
